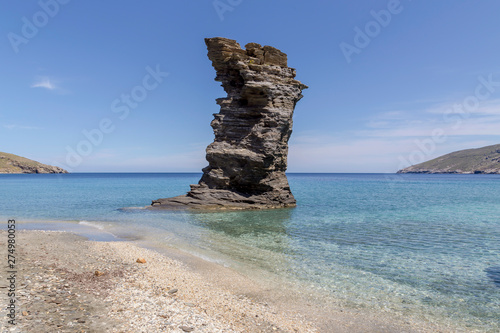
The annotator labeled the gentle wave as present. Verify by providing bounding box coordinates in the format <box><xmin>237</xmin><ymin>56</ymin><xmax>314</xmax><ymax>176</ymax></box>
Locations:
<box><xmin>78</xmin><ymin>220</ymin><xmax>105</xmax><ymax>230</ymax></box>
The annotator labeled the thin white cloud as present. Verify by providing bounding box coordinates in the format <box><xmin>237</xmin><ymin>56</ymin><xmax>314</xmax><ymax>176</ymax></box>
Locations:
<box><xmin>53</xmin><ymin>148</ymin><xmax>206</xmax><ymax>172</ymax></box>
<box><xmin>288</xmin><ymin>135</ymin><xmax>500</xmax><ymax>173</ymax></box>
<box><xmin>357</xmin><ymin>98</ymin><xmax>500</xmax><ymax>138</ymax></box>
<box><xmin>287</xmin><ymin>97</ymin><xmax>500</xmax><ymax>172</ymax></box>
<box><xmin>289</xmin><ymin>137</ymin><xmax>410</xmax><ymax>172</ymax></box>
<box><xmin>425</xmin><ymin>98</ymin><xmax>500</xmax><ymax>116</ymax></box>
<box><xmin>31</xmin><ymin>77</ymin><xmax>57</xmax><ymax>90</ymax></box>
<box><xmin>3</xmin><ymin>124</ymin><xmax>42</xmax><ymax>130</ymax></box>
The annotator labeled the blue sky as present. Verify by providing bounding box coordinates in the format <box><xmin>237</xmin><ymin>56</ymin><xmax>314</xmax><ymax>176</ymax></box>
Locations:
<box><xmin>1</xmin><ymin>0</ymin><xmax>500</xmax><ymax>172</ymax></box>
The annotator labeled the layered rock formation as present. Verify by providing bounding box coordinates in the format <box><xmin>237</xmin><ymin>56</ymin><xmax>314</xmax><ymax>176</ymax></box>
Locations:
<box><xmin>152</xmin><ymin>37</ymin><xmax>307</xmax><ymax>209</ymax></box>
<box><xmin>0</xmin><ymin>152</ymin><xmax>68</xmax><ymax>174</ymax></box>
<box><xmin>397</xmin><ymin>144</ymin><xmax>500</xmax><ymax>174</ymax></box>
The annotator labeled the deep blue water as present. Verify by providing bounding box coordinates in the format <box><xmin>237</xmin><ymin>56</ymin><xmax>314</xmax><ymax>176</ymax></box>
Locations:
<box><xmin>0</xmin><ymin>173</ymin><xmax>499</xmax><ymax>331</ymax></box>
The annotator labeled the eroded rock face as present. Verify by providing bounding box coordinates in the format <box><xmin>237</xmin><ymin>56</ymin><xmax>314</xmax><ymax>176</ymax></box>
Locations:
<box><xmin>152</xmin><ymin>37</ymin><xmax>307</xmax><ymax>210</ymax></box>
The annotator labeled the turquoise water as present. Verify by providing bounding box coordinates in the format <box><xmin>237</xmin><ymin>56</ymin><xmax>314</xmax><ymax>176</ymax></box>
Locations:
<box><xmin>1</xmin><ymin>173</ymin><xmax>499</xmax><ymax>331</ymax></box>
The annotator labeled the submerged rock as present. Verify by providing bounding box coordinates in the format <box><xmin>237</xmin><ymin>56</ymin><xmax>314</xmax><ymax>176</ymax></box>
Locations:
<box><xmin>152</xmin><ymin>37</ymin><xmax>307</xmax><ymax>210</ymax></box>
<box><xmin>485</xmin><ymin>266</ymin><xmax>500</xmax><ymax>287</ymax></box>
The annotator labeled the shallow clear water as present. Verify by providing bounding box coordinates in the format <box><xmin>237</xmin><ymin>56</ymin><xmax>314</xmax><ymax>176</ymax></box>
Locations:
<box><xmin>1</xmin><ymin>173</ymin><xmax>499</xmax><ymax>331</ymax></box>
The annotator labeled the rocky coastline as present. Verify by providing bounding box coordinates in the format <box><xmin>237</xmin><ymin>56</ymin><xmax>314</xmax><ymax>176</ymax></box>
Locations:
<box><xmin>152</xmin><ymin>38</ymin><xmax>307</xmax><ymax>210</ymax></box>
<box><xmin>397</xmin><ymin>144</ymin><xmax>500</xmax><ymax>174</ymax></box>
<box><xmin>0</xmin><ymin>152</ymin><xmax>68</xmax><ymax>174</ymax></box>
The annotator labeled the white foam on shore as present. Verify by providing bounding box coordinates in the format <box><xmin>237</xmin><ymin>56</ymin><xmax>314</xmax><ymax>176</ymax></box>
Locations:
<box><xmin>78</xmin><ymin>220</ymin><xmax>105</xmax><ymax>230</ymax></box>
<box><xmin>187</xmin><ymin>251</ymin><xmax>231</xmax><ymax>268</ymax></box>
<box><xmin>119</xmin><ymin>206</ymin><xmax>147</xmax><ymax>210</ymax></box>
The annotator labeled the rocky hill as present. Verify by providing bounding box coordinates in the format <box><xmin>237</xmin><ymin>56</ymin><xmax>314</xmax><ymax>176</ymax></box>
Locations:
<box><xmin>397</xmin><ymin>144</ymin><xmax>500</xmax><ymax>174</ymax></box>
<box><xmin>0</xmin><ymin>152</ymin><xmax>68</xmax><ymax>174</ymax></box>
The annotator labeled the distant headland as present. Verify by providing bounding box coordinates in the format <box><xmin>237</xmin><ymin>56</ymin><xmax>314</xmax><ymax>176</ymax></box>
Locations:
<box><xmin>0</xmin><ymin>152</ymin><xmax>68</xmax><ymax>174</ymax></box>
<box><xmin>397</xmin><ymin>144</ymin><xmax>500</xmax><ymax>174</ymax></box>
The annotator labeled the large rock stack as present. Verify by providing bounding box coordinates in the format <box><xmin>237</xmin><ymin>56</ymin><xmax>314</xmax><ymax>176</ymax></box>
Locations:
<box><xmin>152</xmin><ymin>37</ymin><xmax>307</xmax><ymax>209</ymax></box>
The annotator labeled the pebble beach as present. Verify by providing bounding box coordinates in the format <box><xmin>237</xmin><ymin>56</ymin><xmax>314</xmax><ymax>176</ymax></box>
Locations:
<box><xmin>0</xmin><ymin>229</ymin><xmax>462</xmax><ymax>333</ymax></box>
<box><xmin>1</xmin><ymin>230</ymin><xmax>319</xmax><ymax>332</ymax></box>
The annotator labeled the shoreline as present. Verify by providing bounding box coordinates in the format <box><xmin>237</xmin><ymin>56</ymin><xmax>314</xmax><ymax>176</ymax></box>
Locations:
<box><xmin>0</xmin><ymin>224</ymin><xmax>463</xmax><ymax>332</ymax></box>
<box><xmin>2</xmin><ymin>229</ymin><xmax>317</xmax><ymax>332</ymax></box>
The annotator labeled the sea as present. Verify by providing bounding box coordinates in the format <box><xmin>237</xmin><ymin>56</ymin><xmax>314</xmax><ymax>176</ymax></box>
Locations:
<box><xmin>0</xmin><ymin>173</ymin><xmax>499</xmax><ymax>331</ymax></box>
